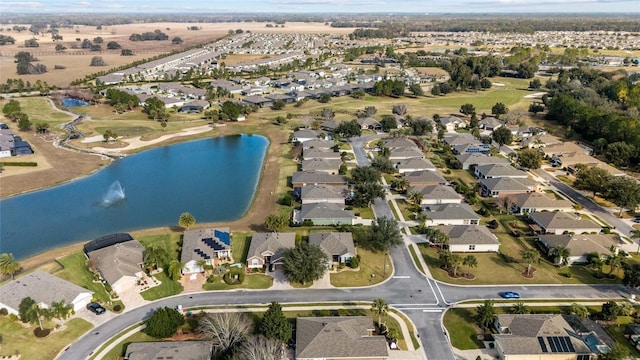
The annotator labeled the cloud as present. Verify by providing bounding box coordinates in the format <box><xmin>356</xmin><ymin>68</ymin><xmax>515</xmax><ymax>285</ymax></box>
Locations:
<box><xmin>72</xmin><ymin>1</ymin><xmax>91</xmax><ymax>5</ymax></box>
<box><xmin>0</xmin><ymin>1</ymin><xmax>42</xmax><ymax>7</ymax></box>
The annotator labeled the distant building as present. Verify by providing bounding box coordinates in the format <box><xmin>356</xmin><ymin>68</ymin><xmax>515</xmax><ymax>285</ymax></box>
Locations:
<box><xmin>84</xmin><ymin>233</ymin><xmax>145</xmax><ymax>294</ymax></box>
<box><xmin>124</xmin><ymin>341</ymin><xmax>213</xmax><ymax>360</ymax></box>
<box><xmin>181</xmin><ymin>228</ymin><xmax>231</xmax><ymax>275</ymax></box>
<box><xmin>246</xmin><ymin>232</ymin><xmax>295</xmax><ymax>271</ymax></box>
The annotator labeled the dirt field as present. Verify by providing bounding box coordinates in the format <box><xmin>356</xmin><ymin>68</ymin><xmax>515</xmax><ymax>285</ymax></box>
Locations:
<box><xmin>0</xmin><ymin>22</ymin><xmax>354</xmax><ymax>87</ymax></box>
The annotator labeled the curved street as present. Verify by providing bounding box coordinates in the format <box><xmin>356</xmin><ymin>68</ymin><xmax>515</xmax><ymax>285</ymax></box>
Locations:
<box><xmin>60</xmin><ymin>135</ymin><xmax>640</xmax><ymax>360</ymax></box>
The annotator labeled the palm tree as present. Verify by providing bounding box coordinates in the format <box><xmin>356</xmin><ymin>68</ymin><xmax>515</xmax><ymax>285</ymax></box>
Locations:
<box><xmin>510</xmin><ymin>301</ymin><xmax>530</xmax><ymax>314</ymax></box>
<box><xmin>570</xmin><ymin>303</ymin><xmax>589</xmax><ymax>318</ymax></box>
<box><xmin>407</xmin><ymin>191</ymin><xmax>423</xmax><ymax>206</ymax></box>
<box><xmin>463</xmin><ymin>255</ymin><xmax>478</xmax><ymax>276</ymax></box>
<box><xmin>178</xmin><ymin>212</ymin><xmax>196</xmax><ymax>229</ymax></box>
<box><xmin>588</xmin><ymin>252</ymin><xmax>604</xmax><ymax>277</ymax></box>
<box><xmin>434</xmin><ymin>230</ymin><xmax>450</xmax><ymax>251</ymax></box>
<box><xmin>416</xmin><ymin>213</ymin><xmax>428</xmax><ymax>234</ymax></box>
<box><xmin>0</xmin><ymin>252</ymin><xmax>21</xmax><ymax>280</ymax></box>
<box><xmin>392</xmin><ymin>178</ymin><xmax>408</xmax><ymax>193</ymax></box>
<box><xmin>450</xmin><ymin>253</ymin><xmax>463</xmax><ymax>277</ymax></box>
<box><xmin>51</xmin><ymin>300</ymin><xmax>73</xmax><ymax>325</ymax></box>
<box><xmin>168</xmin><ymin>260</ymin><xmax>184</xmax><ymax>280</ymax></box>
<box><xmin>475</xmin><ymin>300</ymin><xmax>497</xmax><ymax>332</ymax></box>
<box><xmin>439</xmin><ymin>249</ymin><xmax>453</xmax><ymax>269</ymax></box>
<box><xmin>196</xmin><ymin>259</ymin><xmax>208</xmax><ymax>273</ymax></box>
<box><xmin>631</xmin><ymin>229</ymin><xmax>640</xmax><ymax>255</ymax></box>
<box><xmin>550</xmin><ymin>246</ymin><xmax>570</xmax><ymax>267</ymax></box>
<box><xmin>522</xmin><ymin>249</ymin><xmax>540</xmax><ymax>277</ymax></box>
<box><xmin>371</xmin><ymin>298</ymin><xmax>389</xmax><ymax>327</ymax></box>
<box><xmin>606</xmin><ymin>250</ymin><xmax>623</xmax><ymax>276</ymax></box>
<box><xmin>143</xmin><ymin>245</ymin><xmax>168</xmax><ymax>270</ymax></box>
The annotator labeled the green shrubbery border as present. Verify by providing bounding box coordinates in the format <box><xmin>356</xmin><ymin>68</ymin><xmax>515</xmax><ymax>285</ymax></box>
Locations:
<box><xmin>0</xmin><ymin>161</ymin><xmax>37</xmax><ymax>166</ymax></box>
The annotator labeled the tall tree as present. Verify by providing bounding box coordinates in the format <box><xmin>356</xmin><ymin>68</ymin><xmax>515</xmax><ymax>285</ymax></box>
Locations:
<box><xmin>463</xmin><ymin>255</ymin><xmax>478</xmax><ymax>276</ymax></box>
<box><xmin>143</xmin><ymin>307</ymin><xmax>185</xmax><ymax>338</ymax></box>
<box><xmin>475</xmin><ymin>300</ymin><xmax>497</xmax><ymax>331</ymax></box>
<box><xmin>491</xmin><ymin>102</ymin><xmax>508</xmax><ymax>118</ymax></box>
<box><xmin>460</xmin><ymin>103</ymin><xmax>476</xmax><ymax>116</ymax></box>
<box><xmin>550</xmin><ymin>246</ymin><xmax>571</xmax><ymax>267</ymax></box>
<box><xmin>371</xmin><ymin>298</ymin><xmax>389</xmax><ymax>326</ymax></box>
<box><xmin>522</xmin><ymin>249</ymin><xmax>539</xmax><ymax>277</ymax></box>
<box><xmin>570</xmin><ymin>303</ymin><xmax>590</xmax><ymax>318</ymax></box>
<box><xmin>282</xmin><ymin>243</ymin><xmax>328</xmax><ymax>285</ymax></box>
<box><xmin>492</xmin><ymin>126</ymin><xmax>513</xmax><ymax>146</ymax></box>
<box><xmin>178</xmin><ymin>212</ymin><xmax>196</xmax><ymax>229</ymax></box>
<box><xmin>0</xmin><ymin>253</ymin><xmax>21</xmax><ymax>280</ymax></box>
<box><xmin>450</xmin><ymin>253</ymin><xmax>463</xmax><ymax>277</ymax></box>
<box><xmin>50</xmin><ymin>300</ymin><xmax>74</xmax><ymax>325</ymax></box>
<box><xmin>144</xmin><ymin>244</ymin><xmax>168</xmax><ymax>270</ymax></box>
<box><xmin>168</xmin><ymin>260</ymin><xmax>184</xmax><ymax>280</ymax></box>
<box><xmin>259</xmin><ymin>302</ymin><xmax>292</xmax><ymax>343</ymax></box>
<box><xmin>606</xmin><ymin>176</ymin><xmax>640</xmax><ymax>217</ymax></box>
<box><xmin>366</xmin><ymin>217</ymin><xmax>403</xmax><ymax>252</ymax></box>
<box><xmin>238</xmin><ymin>335</ymin><xmax>285</xmax><ymax>360</ymax></box>
<box><xmin>573</xmin><ymin>165</ymin><xmax>611</xmax><ymax>198</ymax></box>
<box><xmin>517</xmin><ymin>148</ymin><xmax>543</xmax><ymax>169</ymax></box>
<box><xmin>510</xmin><ymin>301</ymin><xmax>530</xmax><ymax>314</ymax></box>
<box><xmin>264</xmin><ymin>213</ymin><xmax>289</xmax><ymax>232</ymax></box>
<box><xmin>198</xmin><ymin>312</ymin><xmax>252</xmax><ymax>356</ymax></box>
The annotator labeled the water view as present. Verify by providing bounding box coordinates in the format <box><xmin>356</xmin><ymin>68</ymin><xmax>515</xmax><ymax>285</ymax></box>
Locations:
<box><xmin>0</xmin><ymin>134</ymin><xmax>268</xmax><ymax>259</ymax></box>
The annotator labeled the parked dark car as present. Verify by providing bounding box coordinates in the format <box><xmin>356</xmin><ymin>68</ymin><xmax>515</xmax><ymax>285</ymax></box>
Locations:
<box><xmin>87</xmin><ymin>302</ymin><xmax>106</xmax><ymax>315</ymax></box>
<box><xmin>499</xmin><ymin>291</ymin><xmax>521</xmax><ymax>299</ymax></box>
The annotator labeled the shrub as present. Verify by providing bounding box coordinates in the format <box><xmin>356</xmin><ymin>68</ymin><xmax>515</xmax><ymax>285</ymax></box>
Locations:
<box><xmin>112</xmin><ymin>304</ymin><xmax>122</xmax><ymax>312</ymax></box>
<box><xmin>143</xmin><ymin>307</ymin><xmax>185</xmax><ymax>338</ymax></box>
<box><xmin>223</xmin><ymin>267</ymin><xmax>245</xmax><ymax>285</ymax></box>
<box><xmin>0</xmin><ymin>308</ymin><xmax>8</xmax><ymax>315</ymax></box>
<box><xmin>350</xmin><ymin>256</ymin><xmax>359</xmax><ymax>268</ymax></box>
<box><xmin>9</xmin><ymin>314</ymin><xmax>18</xmax><ymax>322</ymax></box>
<box><xmin>206</xmin><ymin>275</ymin><xmax>216</xmax><ymax>283</ymax></box>
<box><xmin>0</xmin><ymin>162</ymin><xmax>37</xmax><ymax>167</ymax></box>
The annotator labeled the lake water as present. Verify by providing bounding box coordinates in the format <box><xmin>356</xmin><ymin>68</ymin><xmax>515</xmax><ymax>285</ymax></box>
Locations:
<box><xmin>0</xmin><ymin>134</ymin><xmax>268</xmax><ymax>260</ymax></box>
<box><xmin>62</xmin><ymin>98</ymin><xmax>89</xmax><ymax>107</ymax></box>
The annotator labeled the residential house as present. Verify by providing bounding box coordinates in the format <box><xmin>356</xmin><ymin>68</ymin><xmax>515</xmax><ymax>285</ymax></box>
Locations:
<box><xmin>246</xmin><ymin>232</ymin><xmax>295</xmax><ymax>270</ymax></box>
<box><xmin>0</xmin><ymin>270</ymin><xmax>93</xmax><ymax>315</ymax></box>
<box><xmin>85</xmin><ymin>234</ymin><xmax>145</xmax><ymax>294</ymax></box>
<box><xmin>181</xmin><ymin>228</ymin><xmax>231</xmax><ymax>275</ymax></box>
<box><xmin>474</xmin><ymin>164</ymin><xmax>528</xmax><ymax>179</ymax></box>
<box><xmin>382</xmin><ymin>137</ymin><xmax>416</xmax><ymax>149</ymax></box>
<box><xmin>435</xmin><ymin>225</ymin><xmax>500</xmax><ymax>252</ymax></box>
<box><xmin>479</xmin><ymin>117</ymin><xmax>504</xmax><ymax>131</ymax></box>
<box><xmin>403</xmin><ymin>170</ymin><xmax>448</xmax><ymax>187</ymax></box>
<box><xmin>439</xmin><ymin>115</ymin><xmax>467</xmax><ymax>132</ymax></box>
<box><xmin>293</xmin><ymin>129</ymin><xmax>322</xmax><ymax>143</ymax></box>
<box><xmin>296</xmin><ymin>203</ymin><xmax>354</xmax><ymax>226</ymax></box>
<box><xmin>388</xmin><ymin>147</ymin><xmax>424</xmax><ymax>161</ymax></box>
<box><xmin>291</xmin><ymin>171</ymin><xmax>348</xmax><ymax>191</ymax></box>
<box><xmin>423</xmin><ymin>203</ymin><xmax>480</xmax><ymax>226</ymax></box>
<box><xmin>301</xmin><ymin>158</ymin><xmax>343</xmax><ymax>174</ymax></box>
<box><xmin>241</xmin><ymin>95</ymin><xmax>272</xmax><ymax>108</ymax></box>
<box><xmin>320</xmin><ymin>120</ymin><xmax>339</xmax><ymax>132</ymax></box>
<box><xmin>296</xmin><ymin>316</ymin><xmax>389</xmax><ymax>360</ymax></box>
<box><xmin>395</xmin><ymin>158</ymin><xmax>436</xmax><ymax>173</ymax></box>
<box><xmin>537</xmin><ymin>234</ymin><xmax>623</xmax><ymax>265</ymax></box>
<box><xmin>521</xmin><ymin>133</ymin><xmax>562</xmax><ymax>149</ymax></box>
<box><xmin>452</xmin><ymin>142</ymin><xmax>492</xmax><ymax>155</ymax></box>
<box><xmin>408</xmin><ymin>185</ymin><xmax>463</xmax><ymax>205</ymax></box>
<box><xmin>528</xmin><ymin>212</ymin><xmax>601</xmax><ymax>235</ymax></box>
<box><xmin>456</xmin><ymin>153</ymin><xmax>510</xmax><ymax>170</ymax></box>
<box><xmin>303</xmin><ymin>148</ymin><xmax>341</xmax><ymax>161</ymax></box>
<box><xmin>309</xmin><ymin>232</ymin><xmax>356</xmax><ymax>265</ymax></box>
<box><xmin>266</xmin><ymin>93</ymin><xmax>296</xmax><ymax>104</ymax></box>
<box><xmin>493</xmin><ymin>314</ymin><xmax>597</xmax><ymax>360</ymax></box>
<box><xmin>124</xmin><ymin>341</ymin><xmax>213</xmax><ymax>360</ymax></box>
<box><xmin>552</xmin><ymin>152</ymin><xmax>626</xmax><ymax>177</ymax></box>
<box><xmin>301</xmin><ymin>138</ymin><xmax>335</xmax><ymax>151</ymax></box>
<box><xmin>357</xmin><ymin>117</ymin><xmax>382</xmax><ymax>131</ymax></box>
<box><xmin>300</xmin><ymin>185</ymin><xmax>349</xmax><ymax>204</ymax></box>
<box><xmin>480</xmin><ymin>177</ymin><xmax>539</xmax><ymax>197</ymax></box>
<box><xmin>542</xmin><ymin>142</ymin><xmax>590</xmax><ymax>159</ymax></box>
<box><xmin>443</xmin><ymin>133</ymin><xmax>478</xmax><ymax>147</ymax></box>
<box><xmin>509</xmin><ymin>192</ymin><xmax>574</xmax><ymax>215</ymax></box>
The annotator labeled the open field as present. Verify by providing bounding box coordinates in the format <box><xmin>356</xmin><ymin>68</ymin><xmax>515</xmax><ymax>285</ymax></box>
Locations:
<box><xmin>0</xmin><ymin>22</ymin><xmax>355</xmax><ymax>87</ymax></box>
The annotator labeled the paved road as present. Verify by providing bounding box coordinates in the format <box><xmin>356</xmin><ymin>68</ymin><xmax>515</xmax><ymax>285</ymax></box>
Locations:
<box><xmin>59</xmin><ymin>136</ymin><xmax>640</xmax><ymax>360</ymax></box>
<box><xmin>534</xmin><ymin>169</ymin><xmax>634</xmax><ymax>237</ymax></box>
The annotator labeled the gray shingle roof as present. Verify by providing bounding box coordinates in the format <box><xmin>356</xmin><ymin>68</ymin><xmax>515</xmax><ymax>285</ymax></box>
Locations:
<box><xmin>125</xmin><ymin>341</ymin><xmax>213</xmax><ymax>360</ymax></box>
<box><xmin>301</xmin><ymin>138</ymin><xmax>335</xmax><ymax>149</ymax></box>
<box><xmin>437</xmin><ymin>225</ymin><xmax>499</xmax><ymax>245</ymax></box>
<box><xmin>456</xmin><ymin>153</ymin><xmax>510</xmax><ymax>166</ymax></box>
<box><xmin>296</xmin><ymin>317</ymin><xmax>389</xmax><ymax>359</ymax></box>
<box><xmin>181</xmin><ymin>228</ymin><xmax>231</xmax><ymax>264</ymax></box>
<box><xmin>403</xmin><ymin>170</ymin><xmax>447</xmax><ymax>186</ymax></box>
<box><xmin>423</xmin><ymin>203</ymin><xmax>479</xmax><ymax>221</ymax></box>
<box><xmin>292</xmin><ymin>171</ymin><xmax>348</xmax><ymax>187</ymax></box>
<box><xmin>538</xmin><ymin>234</ymin><xmax>622</xmax><ymax>257</ymax></box>
<box><xmin>0</xmin><ymin>270</ymin><xmax>92</xmax><ymax>311</ymax></box>
<box><xmin>389</xmin><ymin>147</ymin><xmax>424</xmax><ymax>159</ymax></box>
<box><xmin>509</xmin><ymin>192</ymin><xmax>573</xmax><ymax>210</ymax></box>
<box><xmin>303</xmin><ymin>148</ymin><xmax>341</xmax><ymax>160</ymax></box>
<box><xmin>480</xmin><ymin>177</ymin><xmax>538</xmax><ymax>192</ymax></box>
<box><xmin>293</xmin><ymin>129</ymin><xmax>321</xmax><ymax>140</ymax></box>
<box><xmin>476</xmin><ymin>164</ymin><xmax>527</xmax><ymax>178</ymax></box>
<box><xmin>309</xmin><ymin>232</ymin><xmax>355</xmax><ymax>258</ymax></box>
<box><xmin>246</xmin><ymin>232</ymin><xmax>295</xmax><ymax>263</ymax></box>
<box><xmin>301</xmin><ymin>158</ymin><xmax>343</xmax><ymax>172</ymax></box>
<box><xmin>494</xmin><ymin>314</ymin><xmax>592</xmax><ymax>356</ymax></box>
<box><xmin>301</xmin><ymin>185</ymin><xmax>348</xmax><ymax>201</ymax></box>
<box><xmin>409</xmin><ymin>185</ymin><xmax>463</xmax><ymax>201</ymax></box>
<box><xmin>382</xmin><ymin>137</ymin><xmax>417</xmax><ymax>149</ymax></box>
<box><xmin>529</xmin><ymin>212</ymin><xmax>600</xmax><ymax>232</ymax></box>
<box><xmin>396</xmin><ymin>157</ymin><xmax>436</xmax><ymax>171</ymax></box>
<box><xmin>300</xmin><ymin>203</ymin><xmax>354</xmax><ymax>220</ymax></box>
<box><xmin>443</xmin><ymin>132</ymin><xmax>478</xmax><ymax>146</ymax></box>
<box><xmin>88</xmin><ymin>240</ymin><xmax>144</xmax><ymax>286</ymax></box>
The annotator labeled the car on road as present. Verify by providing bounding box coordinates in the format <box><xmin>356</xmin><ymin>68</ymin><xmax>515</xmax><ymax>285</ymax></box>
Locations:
<box><xmin>499</xmin><ymin>291</ymin><xmax>521</xmax><ymax>299</ymax></box>
<box><xmin>633</xmin><ymin>218</ymin><xmax>640</xmax><ymax>224</ymax></box>
<box><xmin>86</xmin><ymin>302</ymin><xmax>106</xmax><ymax>315</ymax></box>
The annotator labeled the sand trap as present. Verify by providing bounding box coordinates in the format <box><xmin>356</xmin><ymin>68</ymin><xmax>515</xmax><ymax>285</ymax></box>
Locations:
<box><xmin>524</xmin><ymin>92</ymin><xmax>547</xmax><ymax>98</ymax></box>
<box><xmin>91</xmin><ymin>125</ymin><xmax>213</xmax><ymax>153</ymax></box>
<box><xmin>82</xmin><ymin>135</ymin><xmax>107</xmax><ymax>143</ymax></box>
<box><xmin>492</xmin><ymin>82</ymin><xmax>505</xmax><ymax>87</ymax></box>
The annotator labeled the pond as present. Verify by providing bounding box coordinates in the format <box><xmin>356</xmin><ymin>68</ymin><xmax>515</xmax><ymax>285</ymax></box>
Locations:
<box><xmin>0</xmin><ymin>134</ymin><xmax>268</xmax><ymax>260</ymax></box>
<box><xmin>62</xmin><ymin>98</ymin><xmax>89</xmax><ymax>107</ymax></box>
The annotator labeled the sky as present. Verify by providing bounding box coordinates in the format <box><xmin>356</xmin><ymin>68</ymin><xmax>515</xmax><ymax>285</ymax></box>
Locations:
<box><xmin>0</xmin><ymin>0</ymin><xmax>638</xmax><ymax>13</ymax></box>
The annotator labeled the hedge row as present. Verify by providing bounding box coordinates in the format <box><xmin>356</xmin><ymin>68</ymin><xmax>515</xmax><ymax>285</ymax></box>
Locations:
<box><xmin>0</xmin><ymin>162</ymin><xmax>37</xmax><ymax>166</ymax></box>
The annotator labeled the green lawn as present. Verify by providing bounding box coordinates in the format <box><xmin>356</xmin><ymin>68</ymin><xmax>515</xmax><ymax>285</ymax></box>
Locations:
<box><xmin>11</xmin><ymin>97</ymin><xmax>75</xmax><ymax>125</ymax></box>
<box><xmin>202</xmin><ymin>273</ymin><xmax>273</xmax><ymax>290</ymax></box>
<box><xmin>605</xmin><ymin>316</ymin><xmax>640</xmax><ymax>358</ymax></box>
<box><xmin>408</xmin><ymin>245</ymin><xmax>425</xmax><ymax>274</ymax></box>
<box><xmin>443</xmin><ymin>307</ymin><xmax>482</xmax><ymax>350</ymax></box>
<box><xmin>395</xmin><ymin>199</ymin><xmax>416</xmax><ymax>221</ymax></box>
<box><xmin>98</xmin><ymin>330</ymin><xmax>157</xmax><ymax>360</ymax></box>
<box><xmin>53</xmin><ymin>252</ymin><xmax>110</xmax><ymax>303</ymax></box>
<box><xmin>137</xmin><ymin>233</ymin><xmax>181</xmax><ymax>264</ymax></box>
<box><xmin>388</xmin><ymin>200</ymin><xmax>401</xmax><ymax>220</ymax></box>
<box><xmin>330</xmin><ymin>248</ymin><xmax>393</xmax><ymax>287</ymax></box>
<box><xmin>351</xmin><ymin>206</ymin><xmax>374</xmax><ymax>219</ymax></box>
<box><xmin>232</xmin><ymin>232</ymin><xmax>252</xmax><ymax>263</ymax></box>
<box><xmin>140</xmin><ymin>271</ymin><xmax>183</xmax><ymax>301</ymax></box>
<box><xmin>0</xmin><ymin>317</ymin><xmax>93</xmax><ymax>359</ymax></box>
